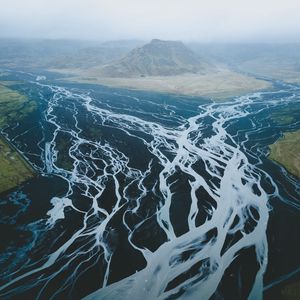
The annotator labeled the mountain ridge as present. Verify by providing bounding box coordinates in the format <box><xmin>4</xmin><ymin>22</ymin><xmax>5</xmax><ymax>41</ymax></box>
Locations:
<box><xmin>99</xmin><ymin>39</ymin><xmax>211</xmax><ymax>77</ymax></box>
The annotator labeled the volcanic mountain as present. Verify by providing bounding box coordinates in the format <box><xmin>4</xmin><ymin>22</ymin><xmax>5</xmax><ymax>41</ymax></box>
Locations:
<box><xmin>99</xmin><ymin>39</ymin><xmax>209</xmax><ymax>77</ymax></box>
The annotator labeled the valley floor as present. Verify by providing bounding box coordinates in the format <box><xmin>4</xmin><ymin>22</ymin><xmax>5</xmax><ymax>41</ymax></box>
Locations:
<box><xmin>51</xmin><ymin>67</ymin><xmax>271</xmax><ymax>101</ymax></box>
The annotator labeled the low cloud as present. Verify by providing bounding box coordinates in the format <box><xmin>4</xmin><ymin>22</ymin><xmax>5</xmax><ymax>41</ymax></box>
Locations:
<box><xmin>0</xmin><ymin>0</ymin><xmax>299</xmax><ymax>42</ymax></box>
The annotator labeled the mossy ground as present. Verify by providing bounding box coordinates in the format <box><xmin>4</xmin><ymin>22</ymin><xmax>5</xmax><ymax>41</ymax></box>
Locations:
<box><xmin>0</xmin><ymin>81</ymin><xmax>37</xmax><ymax>193</ymax></box>
<box><xmin>55</xmin><ymin>131</ymin><xmax>74</xmax><ymax>171</ymax></box>
<box><xmin>269</xmin><ymin>130</ymin><xmax>300</xmax><ymax>178</ymax></box>
<box><xmin>0</xmin><ymin>83</ymin><xmax>37</xmax><ymax>127</ymax></box>
<box><xmin>0</xmin><ymin>138</ymin><xmax>35</xmax><ymax>193</ymax></box>
<box><xmin>270</xmin><ymin>102</ymin><xmax>300</xmax><ymax>125</ymax></box>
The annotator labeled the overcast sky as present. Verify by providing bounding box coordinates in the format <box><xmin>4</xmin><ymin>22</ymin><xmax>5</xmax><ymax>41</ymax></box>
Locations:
<box><xmin>0</xmin><ymin>0</ymin><xmax>300</xmax><ymax>42</ymax></box>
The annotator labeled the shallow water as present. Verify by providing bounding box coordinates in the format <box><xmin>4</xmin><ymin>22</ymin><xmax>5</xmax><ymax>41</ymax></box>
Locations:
<box><xmin>0</xmin><ymin>71</ymin><xmax>299</xmax><ymax>300</ymax></box>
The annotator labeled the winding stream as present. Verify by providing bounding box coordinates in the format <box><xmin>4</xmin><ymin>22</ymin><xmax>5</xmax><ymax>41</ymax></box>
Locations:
<box><xmin>0</xmin><ymin>72</ymin><xmax>300</xmax><ymax>300</ymax></box>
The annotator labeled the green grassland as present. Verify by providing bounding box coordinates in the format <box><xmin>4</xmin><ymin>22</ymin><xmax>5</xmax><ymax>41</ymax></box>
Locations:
<box><xmin>269</xmin><ymin>130</ymin><xmax>300</xmax><ymax>178</ymax></box>
<box><xmin>0</xmin><ymin>83</ymin><xmax>37</xmax><ymax>127</ymax></box>
<box><xmin>0</xmin><ymin>81</ymin><xmax>37</xmax><ymax>193</ymax></box>
<box><xmin>270</xmin><ymin>102</ymin><xmax>300</xmax><ymax>126</ymax></box>
<box><xmin>0</xmin><ymin>138</ymin><xmax>35</xmax><ymax>193</ymax></box>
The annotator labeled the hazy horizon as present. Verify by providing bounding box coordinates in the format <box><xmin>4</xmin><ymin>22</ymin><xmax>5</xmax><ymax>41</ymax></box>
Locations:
<box><xmin>0</xmin><ymin>0</ymin><xmax>300</xmax><ymax>43</ymax></box>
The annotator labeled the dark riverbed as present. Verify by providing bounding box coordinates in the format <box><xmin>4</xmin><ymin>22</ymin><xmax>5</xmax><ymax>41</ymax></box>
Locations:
<box><xmin>0</xmin><ymin>70</ymin><xmax>299</xmax><ymax>300</ymax></box>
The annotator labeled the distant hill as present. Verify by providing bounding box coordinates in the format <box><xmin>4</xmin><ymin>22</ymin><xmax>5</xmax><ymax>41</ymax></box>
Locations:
<box><xmin>99</xmin><ymin>39</ymin><xmax>211</xmax><ymax>77</ymax></box>
<box><xmin>48</xmin><ymin>47</ymin><xmax>130</xmax><ymax>69</ymax></box>
<box><xmin>0</xmin><ymin>38</ymin><xmax>139</xmax><ymax>69</ymax></box>
<box><xmin>49</xmin><ymin>40</ymin><xmax>145</xmax><ymax>69</ymax></box>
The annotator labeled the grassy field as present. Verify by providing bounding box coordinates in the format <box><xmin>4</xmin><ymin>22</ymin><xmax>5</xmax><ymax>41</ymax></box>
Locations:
<box><xmin>269</xmin><ymin>130</ymin><xmax>300</xmax><ymax>178</ymax></box>
<box><xmin>0</xmin><ymin>138</ymin><xmax>35</xmax><ymax>193</ymax></box>
<box><xmin>0</xmin><ymin>81</ymin><xmax>37</xmax><ymax>193</ymax></box>
<box><xmin>271</xmin><ymin>102</ymin><xmax>300</xmax><ymax>125</ymax></box>
<box><xmin>0</xmin><ymin>82</ymin><xmax>37</xmax><ymax>127</ymax></box>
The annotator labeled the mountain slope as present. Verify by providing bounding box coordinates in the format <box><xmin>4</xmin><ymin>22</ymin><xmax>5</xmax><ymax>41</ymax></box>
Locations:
<box><xmin>99</xmin><ymin>39</ymin><xmax>210</xmax><ymax>77</ymax></box>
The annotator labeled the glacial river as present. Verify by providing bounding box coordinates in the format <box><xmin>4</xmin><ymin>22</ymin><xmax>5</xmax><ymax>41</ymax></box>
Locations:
<box><xmin>0</xmin><ymin>71</ymin><xmax>299</xmax><ymax>300</ymax></box>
